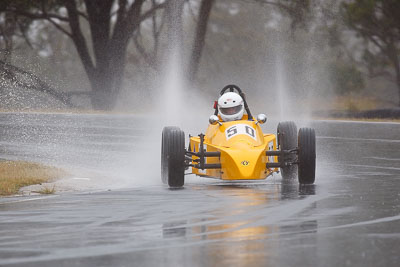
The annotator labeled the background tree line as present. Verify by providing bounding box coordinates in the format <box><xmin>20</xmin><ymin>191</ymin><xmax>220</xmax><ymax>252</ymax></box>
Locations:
<box><xmin>0</xmin><ymin>0</ymin><xmax>399</xmax><ymax>111</ymax></box>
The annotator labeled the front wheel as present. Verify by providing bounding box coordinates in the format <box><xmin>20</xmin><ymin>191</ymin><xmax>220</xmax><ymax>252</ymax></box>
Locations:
<box><xmin>161</xmin><ymin>126</ymin><xmax>185</xmax><ymax>188</ymax></box>
<box><xmin>277</xmin><ymin>121</ymin><xmax>298</xmax><ymax>180</ymax></box>
<box><xmin>298</xmin><ymin>128</ymin><xmax>316</xmax><ymax>184</ymax></box>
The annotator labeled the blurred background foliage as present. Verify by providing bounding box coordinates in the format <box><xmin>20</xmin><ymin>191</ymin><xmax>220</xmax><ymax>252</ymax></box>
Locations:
<box><xmin>0</xmin><ymin>0</ymin><xmax>399</xmax><ymax>112</ymax></box>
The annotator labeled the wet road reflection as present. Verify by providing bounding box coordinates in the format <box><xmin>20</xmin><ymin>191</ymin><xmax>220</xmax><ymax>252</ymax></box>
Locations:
<box><xmin>155</xmin><ymin>181</ymin><xmax>322</xmax><ymax>267</ymax></box>
<box><xmin>163</xmin><ymin>183</ymin><xmax>317</xmax><ymax>238</ymax></box>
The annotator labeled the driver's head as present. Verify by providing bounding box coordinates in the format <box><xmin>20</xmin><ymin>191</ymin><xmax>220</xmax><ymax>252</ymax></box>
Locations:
<box><xmin>218</xmin><ymin>92</ymin><xmax>244</xmax><ymax>121</ymax></box>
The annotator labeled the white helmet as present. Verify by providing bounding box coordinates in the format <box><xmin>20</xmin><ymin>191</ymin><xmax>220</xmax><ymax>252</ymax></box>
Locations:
<box><xmin>218</xmin><ymin>92</ymin><xmax>244</xmax><ymax>121</ymax></box>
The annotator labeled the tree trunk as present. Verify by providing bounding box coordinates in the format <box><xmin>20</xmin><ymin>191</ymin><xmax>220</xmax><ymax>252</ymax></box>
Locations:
<box><xmin>395</xmin><ymin>63</ymin><xmax>400</xmax><ymax>107</ymax></box>
<box><xmin>1</xmin><ymin>12</ymin><xmax>16</xmax><ymax>62</ymax></box>
<box><xmin>188</xmin><ymin>0</ymin><xmax>215</xmax><ymax>82</ymax></box>
<box><xmin>89</xmin><ymin>71</ymin><xmax>114</xmax><ymax>110</ymax></box>
<box><xmin>83</xmin><ymin>0</ymin><xmax>115</xmax><ymax>110</ymax></box>
<box><xmin>393</xmin><ymin>55</ymin><xmax>400</xmax><ymax>107</ymax></box>
<box><xmin>387</xmin><ymin>44</ymin><xmax>400</xmax><ymax>107</ymax></box>
<box><xmin>88</xmin><ymin>44</ymin><xmax>128</xmax><ymax>110</ymax></box>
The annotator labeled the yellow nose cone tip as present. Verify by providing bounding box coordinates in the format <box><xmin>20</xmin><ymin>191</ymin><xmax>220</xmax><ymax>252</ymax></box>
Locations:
<box><xmin>237</xmin><ymin>160</ymin><xmax>258</xmax><ymax>178</ymax></box>
<box><xmin>221</xmin><ymin>147</ymin><xmax>265</xmax><ymax>179</ymax></box>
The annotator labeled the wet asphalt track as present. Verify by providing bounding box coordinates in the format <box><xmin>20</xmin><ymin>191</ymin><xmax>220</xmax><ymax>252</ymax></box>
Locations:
<box><xmin>0</xmin><ymin>113</ymin><xmax>400</xmax><ymax>266</ymax></box>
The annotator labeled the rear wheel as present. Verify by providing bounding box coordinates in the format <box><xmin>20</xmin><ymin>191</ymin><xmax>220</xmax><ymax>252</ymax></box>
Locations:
<box><xmin>298</xmin><ymin>128</ymin><xmax>316</xmax><ymax>184</ymax></box>
<box><xmin>161</xmin><ymin>127</ymin><xmax>175</xmax><ymax>184</ymax></box>
<box><xmin>161</xmin><ymin>126</ymin><xmax>185</xmax><ymax>188</ymax></box>
<box><xmin>277</xmin><ymin>121</ymin><xmax>297</xmax><ymax>180</ymax></box>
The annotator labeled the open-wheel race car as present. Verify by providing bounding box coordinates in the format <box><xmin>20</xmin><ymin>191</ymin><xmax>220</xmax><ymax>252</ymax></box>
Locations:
<box><xmin>161</xmin><ymin>85</ymin><xmax>316</xmax><ymax>188</ymax></box>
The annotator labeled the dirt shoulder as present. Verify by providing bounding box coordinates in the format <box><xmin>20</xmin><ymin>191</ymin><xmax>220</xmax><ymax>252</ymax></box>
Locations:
<box><xmin>314</xmin><ymin>107</ymin><xmax>400</xmax><ymax>122</ymax></box>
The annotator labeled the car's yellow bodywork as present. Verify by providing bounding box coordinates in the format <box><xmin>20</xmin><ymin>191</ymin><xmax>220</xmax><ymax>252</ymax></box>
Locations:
<box><xmin>190</xmin><ymin>116</ymin><xmax>278</xmax><ymax>180</ymax></box>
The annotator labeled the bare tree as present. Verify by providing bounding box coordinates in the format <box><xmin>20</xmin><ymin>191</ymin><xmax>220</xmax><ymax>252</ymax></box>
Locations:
<box><xmin>4</xmin><ymin>0</ymin><xmax>166</xmax><ymax>110</ymax></box>
<box><xmin>342</xmin><ymin>0</ymin><xmax>400</xmax><ymax>106</ymax></box>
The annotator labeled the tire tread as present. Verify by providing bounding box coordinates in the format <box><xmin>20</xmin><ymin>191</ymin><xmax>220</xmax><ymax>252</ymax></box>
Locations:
<box><xmin>298</xmin><ymin>128</ymin><xmax>316</xmax><ymax>184</ymax></box>
<box><xmin>277</xmin><ymin>121</ymin><xmax>298</xmax><ymax>180</ymax></box>
<box><xmin>161</xmin><ymin>126</ymin><xmax>185</xmax><ymax>187</ymax></box>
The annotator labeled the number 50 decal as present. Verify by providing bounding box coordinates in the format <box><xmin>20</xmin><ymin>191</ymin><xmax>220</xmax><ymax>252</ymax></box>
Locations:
<box><xmin>225</xmin><ymin>124</ymin><xmax>257</xmax><ymax>140</ymax></box>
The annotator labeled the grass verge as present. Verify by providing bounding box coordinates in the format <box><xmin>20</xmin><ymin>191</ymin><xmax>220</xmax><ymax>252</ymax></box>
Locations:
<box><xmin>34</xmin><ymin>185</ymin><xmax>56</xmax><ymax>195</ymax></box>
<box><xmin>0</xmin><ymin>161</ymin><xmax>67</xmax><ymax>196</ymax></box>
<box><xmin>315</xmin><ymin>117</ymin><xmax>400</xmax><ymax>123</ymax></box>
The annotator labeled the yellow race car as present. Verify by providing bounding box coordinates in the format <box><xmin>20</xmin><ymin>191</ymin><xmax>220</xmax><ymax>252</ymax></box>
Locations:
<box><xmin>161</xmin><ymin>85</ymin><xmax>316</xmax><ymax>188</ymax></box>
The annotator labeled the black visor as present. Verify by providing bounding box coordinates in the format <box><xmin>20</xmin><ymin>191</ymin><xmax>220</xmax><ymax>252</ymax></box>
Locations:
<box><xmin>219</xmin><ymin>105</ymin><xmax>242</xmax><ymax>115</ymax></box>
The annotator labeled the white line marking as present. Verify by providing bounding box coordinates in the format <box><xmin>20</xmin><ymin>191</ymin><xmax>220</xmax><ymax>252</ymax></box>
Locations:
<box><xmin>318</xmin><ymin>136</ymin><xmax>400</xmax><ymax>143</ymax></box>
<box><xmin>330</xmin><ymin>163</ymin><xmax>400</xmax><ymax>171</ymax></box>
<box><xmin>323</xmin><ymin>214</ymin><xmax>400</xmax><ymax>230</ymax></box>
<box><xmin>366</xmin><ymin>157</ymin><xmax>400</xmax><ymax>161</ymax></box>
<box><xmin>0</xmin><ymin>195</ymin><xmax>58</xmax><ymax>205</ymax></box>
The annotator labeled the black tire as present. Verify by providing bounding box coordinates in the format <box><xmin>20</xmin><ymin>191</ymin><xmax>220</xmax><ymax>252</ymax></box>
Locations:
<box><xmin>161</xmin><ymin>126</ymin><xmax>185</xmax><ymax>187</ymax></box>
<box><xmin>161</xmin><ymin>127</ymin><xmax>175</xmax><ymax>184</ymax></box>
<box><xmin>298</xmin><ymin>128</ymin><xmax>316</xmax><ymax>184</ymax></box>
<box><xmin>277</xmin><ymin>121</ymin><xmax>298</xmax><ymax>180</ymax></box>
